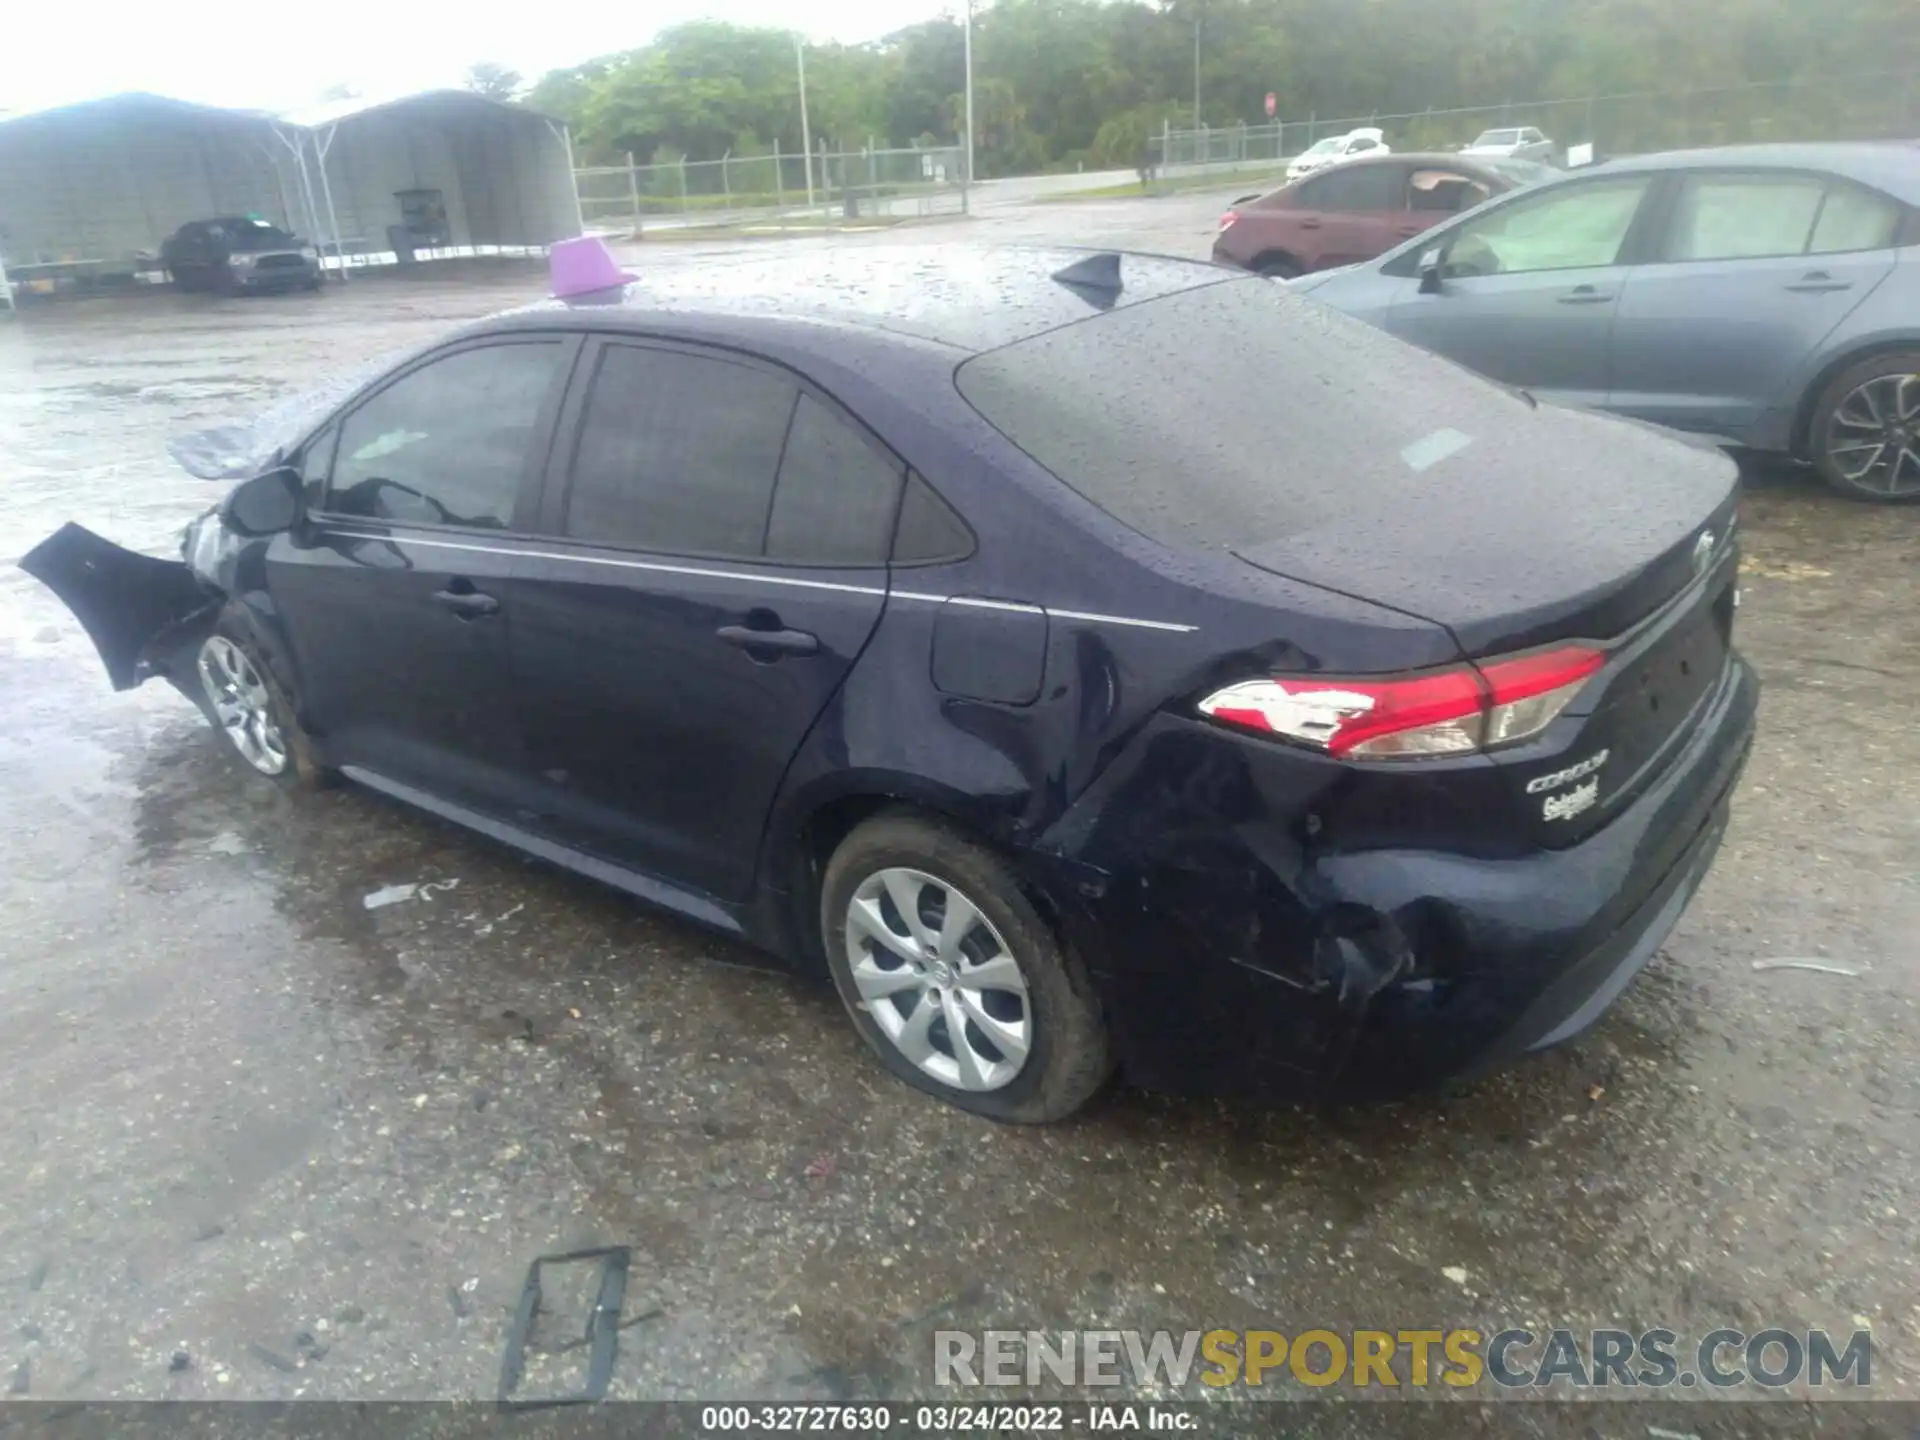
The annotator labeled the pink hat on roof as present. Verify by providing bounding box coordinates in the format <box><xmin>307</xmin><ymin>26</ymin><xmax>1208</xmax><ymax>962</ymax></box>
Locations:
<box><xmin>549</xmin><ymin>236</ymin><xmax>637</xmax><ymax>301</ymax></box>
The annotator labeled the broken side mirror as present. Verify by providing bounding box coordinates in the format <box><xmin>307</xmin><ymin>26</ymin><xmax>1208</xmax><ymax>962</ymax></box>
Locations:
<box><xmin>1418</xmin><ymin>246</ymin><xmax>1446</xmax><ymax>295</ymax></box>
<box><xmin>221</xmin><ymin>465</ymin><xmax>302</xmax><ymax>537</ymax></box>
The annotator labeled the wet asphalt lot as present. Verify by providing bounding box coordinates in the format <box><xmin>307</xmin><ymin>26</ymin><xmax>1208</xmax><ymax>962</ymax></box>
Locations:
<box><xmin>0</xmin><ymin>189</ymin><xmax>1916</xmax><ymax>1425</ymax></box>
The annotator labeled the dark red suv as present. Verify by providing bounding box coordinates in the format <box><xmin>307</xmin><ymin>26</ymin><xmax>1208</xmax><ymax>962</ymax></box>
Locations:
<box><xmin>1212</xmin><ymin>153</ymin><xmax>1553</xmax><ymax>278</ymax></box>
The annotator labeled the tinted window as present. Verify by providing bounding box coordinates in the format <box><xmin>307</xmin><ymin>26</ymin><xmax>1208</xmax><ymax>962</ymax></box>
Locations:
<box><xmin>1809</xmin><ymin>181</ymin><xmax>1901</xmax><ymax>254</ymax></box>
<box><xmin>1446</xmin><ymin>176</ymin><xmax>1650</xmax><ymax>275</ymax></box>
<box><xmin>326</xmin><ymin>342</ymin><xmax>561</xmax><ymax>529</ymax></box>
<box><xmin>893</xmin><ymin>473</ymin><xmax>973</xmax><ymax>563</ymax></box>
<box><xmin>1298</xmin><ymin>163</ymin><xmax>1406</xmax><ymax>211</ymax></box>
<box><xmin>298</xmin><ymin>425</ymin><xmax>339</xmax><ymax>512</ymax></box>
<box><xmin>958</xmin><ymin>280</ymin><xmax>1535</xmax><ymax>549</ymax></box>
<box><xmin>566</xmin><ymin>345</ymin><xmax>796</xmax><ymax>557</ymax></box>
<box><xmin>1661</xmin><ymin>174</ymin><xmax>1826</xmax><ymax>261</ymax></box>
<box><xmin>764</xmin><ymin>395</ymin><xmax>902</xmax><ymax>565</ymax></box>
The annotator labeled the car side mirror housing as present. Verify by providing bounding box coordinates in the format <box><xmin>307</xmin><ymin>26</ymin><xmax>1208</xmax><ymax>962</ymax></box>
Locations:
<box><xmin>221</xmin><ymin>465</ymin><xmax>302</xmax><ymax>537</ymax></box>
<box><xmin>1418</xmin><ymin>246</ymin><xmax>1446</xmax><ymax>294</ymax></box>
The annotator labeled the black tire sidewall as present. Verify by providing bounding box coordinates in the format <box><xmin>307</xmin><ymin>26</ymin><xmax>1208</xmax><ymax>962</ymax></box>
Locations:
<box><xmin>193</xmin><ymin>608</ymin><xmax>325</xmax><ymax>790</ymax></box>
<box><xmin>820</xmin><ymin>815</ymin><xmax>1109</xmax><ymax>1123</ymax></box>
<box><xmin>1811</xmin><ymin>351</ymin><xmax>1920</xmax><ymax>503</ymax></box>
<box><xmin>1257</xmin><ymin>256</ymin><xmax>1301</xmax><ymax>280</ymax></box>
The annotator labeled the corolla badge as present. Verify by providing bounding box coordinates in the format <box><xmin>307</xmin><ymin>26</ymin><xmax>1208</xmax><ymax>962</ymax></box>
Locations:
<box><xmin>1692</xmin><ymin>529</ymin><xmax>1716</xmax><ymax>576</ymax></box>
<box><xmin>1525</xmin><ymin>748</ymin><xmax>1609</xmax><ymax>795</ymax></box>
<box><xmin>1542</xmin><ymin>778</ymin><xmax>1600</xmax><ymax>822</ymax></box>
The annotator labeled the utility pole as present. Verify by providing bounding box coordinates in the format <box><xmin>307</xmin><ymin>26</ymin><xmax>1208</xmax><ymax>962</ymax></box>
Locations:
<box><xmin>1192</xmin><ymin>6</ymin><xmax>1202</xmax><ymax>130</ymax></box>
<box><xmin>796</xmin><ymin>35</ymin><xmax>816</xmax><ymax>210</ymax></box>
<box><xmin>963</xmin><ymin>0</ymin><xmax>976</xmax><ymax>195</ymax></box>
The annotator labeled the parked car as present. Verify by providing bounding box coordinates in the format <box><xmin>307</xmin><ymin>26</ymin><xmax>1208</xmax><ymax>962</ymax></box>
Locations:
<box><xmin>1289</xmin><ymin>143</ymin><xmax>1920</xmax><ymax>501</ymax></box>
<box><xmin>1463</xmin><ymin>126</ymin><xmax>1557</xmax><ymax>163</ymax></box>
<box><xmin>22</xmin><ymin>243</ymin><xmax>1756</xmax><ymax>1121</ymax></box>
<box><xmin>161</xmin><ymin>217</ymin><xmax>323</xmax><ymax>293</ymax></box>
<box><xmin>1214</xmin><ymin>153</ymin><xmax>1555</xmax><ymax>278</ymax></box>
<box><xmin>1284</xmin><ymin>127</ymin><xmax>1389</xmax><ymax>183</ymax></box>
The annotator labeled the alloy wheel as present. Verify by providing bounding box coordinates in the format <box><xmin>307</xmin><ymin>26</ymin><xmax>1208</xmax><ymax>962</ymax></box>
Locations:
<box><xmin>1825</xmin><ymin>371</ymin><xmax>1920</xmax><ymax>497</ymax></box>
<box><xmin>196</xmin><ymin>636</ymin><xmax>289</xmax><ymax>776</ymax></box>
<box><xmin>843</xmin><ymin>867</ymin><xmax>1032</xmax><ymax>1092</ymax></box>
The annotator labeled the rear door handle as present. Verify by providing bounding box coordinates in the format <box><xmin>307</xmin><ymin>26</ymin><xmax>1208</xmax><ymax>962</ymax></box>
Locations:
<box><xmin>432</xmin><ymin>587</ymin><xmax>500</xmax><ymax>618</ymax></box>
<box><xmin>1557</xmin><ymin>285</ymin><xmax>1613</xmax><ymax>305</ymax></box>
<box><xmin>717</xmin><ymin>624</ymin><xmax>819</xmax><ymax>657</ymax></box>
<box><xmin>1785</xmin><ymin>272</ymin><xmax>1852</xmax><ymax>292</ymax></box>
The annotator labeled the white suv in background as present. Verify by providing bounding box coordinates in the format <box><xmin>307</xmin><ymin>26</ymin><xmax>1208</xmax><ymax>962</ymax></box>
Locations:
<box><xmin>1285</xmin><ymin>127</ymin><xmax>1389</xmax><ymax>183</ymax></box>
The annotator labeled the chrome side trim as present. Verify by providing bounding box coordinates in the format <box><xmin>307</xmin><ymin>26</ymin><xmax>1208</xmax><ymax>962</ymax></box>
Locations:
<box><xmin>319</xmin><ymin>529</ymin><xmax>1197</xmax><ymax>634</ymax></box>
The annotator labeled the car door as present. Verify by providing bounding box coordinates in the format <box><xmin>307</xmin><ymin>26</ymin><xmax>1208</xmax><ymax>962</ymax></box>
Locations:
<box><xmin>1383</xmin><ymin>172</ymin><xmax>1656</xmax><ymax>407</ymax></box>
<box><xmin>266</xmin><ymin>334</ymin><xmax>577</xmax><ymax>814</ymax></box>
<box><xmin>507</xmin><ymin>337</ymin><xmax>897</xmax><ymax>903</ymax></box>
<box><xmin>1606</xmin><ymin>170</ymin><xmax>1902</xmax><ymax>442</ymax></box>
<box><xmin>1290</xmin><ymin>163</ymin><xmax>1412</xmax><ymax>270</ymax></box>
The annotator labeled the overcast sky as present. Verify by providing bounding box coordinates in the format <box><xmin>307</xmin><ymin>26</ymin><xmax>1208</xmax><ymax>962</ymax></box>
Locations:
<box><xmin>4</xmin><ymin>0</ymin><xmax>947</xmax><ymax>116</ymax></box>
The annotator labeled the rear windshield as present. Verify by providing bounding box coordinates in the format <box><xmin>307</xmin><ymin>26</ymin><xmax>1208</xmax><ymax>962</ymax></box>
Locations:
<box><xmin>955</xmin><ymin>279</ymin><xmax>1530</xmax><ymax>549</ymax></box>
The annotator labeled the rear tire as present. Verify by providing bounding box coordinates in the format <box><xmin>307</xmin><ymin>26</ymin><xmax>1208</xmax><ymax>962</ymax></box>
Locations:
<box><xmin>1809</xmin><ymin>351</ymin><xmax>1920</xmax><ymax>502</ymax></box>
<box><xmin>1255</xmin><ymin>254</ymin><xmax>1302</xmax><ymax>280</ymax></box>
<box><xmin>192</xmin><ymin>608</ymin><xmax>328</xmax><ymax>791</ymax></box>
<box><xmin>821</xmin><ymin>813</ymin><xmax>1111</xmax><ymax>1123</ymax></box>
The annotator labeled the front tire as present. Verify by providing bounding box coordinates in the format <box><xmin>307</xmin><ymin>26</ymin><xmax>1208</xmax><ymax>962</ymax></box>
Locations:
<box><xmin>192</xmin><ymin>611</ymin><xmax>327</xmax><ymax>790</ymax></box>
<box><xmin>821</xmin><ymin>814</ymin><xmax>1111</xmax><ymax>1123</ymax></box>
<box><xmin>1810</xmin><ymin>352</ymin><xmax>1920</xmax><ymax>502</ymax></box>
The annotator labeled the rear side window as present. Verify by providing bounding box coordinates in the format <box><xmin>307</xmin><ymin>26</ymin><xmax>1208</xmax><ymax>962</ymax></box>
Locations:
<box><xmin>1660</xmin><ymin>173</ymin><xmax>1902</xmax><ymax>261</ymax></box>
<box><xmin>566</xmin><ymin>345</ymin><xmax>796</xmax><ymax>557</ymax></box>
<box><xmin>1297</xmin><ymin>164</ymin><xmax>1405</xmax><ymax>211</ymax></box>
<box><xmin>1809</xmin><ymin>181</ymin><xmax>1901</xmax><ymax>254</ymax></box>
<box><xmin>326</xmin><ymin>341</ymin><xmax>562</xmax><ymax>529</ymax></box>
<box><xmin>764</xmin><ymin>395</ymin><xmax>904</xmax><ymax>565</ymax></box>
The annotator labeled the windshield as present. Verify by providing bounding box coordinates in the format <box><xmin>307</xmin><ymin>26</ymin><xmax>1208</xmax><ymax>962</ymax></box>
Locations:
<box><xmin>224</xmin><ymin>220</ymin><xmax>299</xmax><ymax>251</ymax></box>
<box><xmin>1302</xmin><ymin>138</ymin><xmax>1343</xmax><ymax>156</ymax></box>
<box><xmin>1472</xmin><ymin>130</ymin><xmax>1522</xmax><ymax>147</ymax></box>
<box><xmin>1482</xmin><ymin>158</ymin><xmax>1556</xmax><ymax>186</ymax></box>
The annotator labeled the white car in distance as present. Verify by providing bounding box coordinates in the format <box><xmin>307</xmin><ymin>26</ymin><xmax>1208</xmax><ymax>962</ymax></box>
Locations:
<box><xmin>1284</xmin><ymin>127</ymin><xmax>1390</xmax><ymax>183</ymax></box>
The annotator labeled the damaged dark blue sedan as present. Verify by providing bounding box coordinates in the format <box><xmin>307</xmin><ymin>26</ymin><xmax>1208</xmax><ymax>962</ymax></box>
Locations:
<box><xmin>23</xmin><ymin>243</ymin><xmax>1757</xmax><ymax>1121</ymax></box>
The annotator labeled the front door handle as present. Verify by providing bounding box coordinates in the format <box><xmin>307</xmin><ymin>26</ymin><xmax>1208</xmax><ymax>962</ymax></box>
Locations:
<box><xmin>432</xmin><ymin>587</ymin><xmax>500</xmax><ymax>619</ymax></box>
<box><xmin>1557</xmin><ymin>285</ymin><xmax>1613</xmax><ymax>305</ymax></box>
<box><xmin>1298</xmin><ymin>218</ymin><xmax>1322</xmax><ymax>230</ymax></box>
<box><xmin>1785</xmin><ymin>271</ymin><xmax>1852</xmax><ymax>293</ymax></box>
<box><xmin>717</xmin><ymin>624</ymin><xmax>819</xmax><ymax>657</ymax></box>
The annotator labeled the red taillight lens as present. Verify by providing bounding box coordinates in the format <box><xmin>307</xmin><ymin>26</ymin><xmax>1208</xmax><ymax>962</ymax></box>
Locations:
<box><xmin>1197</xmin><ymin>644</ymin><xmax>1605</xmax><ymax>760</ymax></box>
<box><xmin>1219</xmin><ymin>210</ymin><xmax>1239</xmax><ymax>231</ymax></box>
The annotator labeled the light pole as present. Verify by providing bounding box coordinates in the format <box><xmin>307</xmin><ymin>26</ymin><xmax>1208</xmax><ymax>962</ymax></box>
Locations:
<box><xmin>963</xmin><ymin>0</ymin><xmax>976</xmax><ymax>197</ymax></box>
<box><xmin>1192</xmin><ymin>8</ymin><xmax>1202</xmax><ymax>129</ymax></box>
<box><xmin>795</xmin><ymin>35</ymin><xmax>816</xmax><ymax>210</ymax></box>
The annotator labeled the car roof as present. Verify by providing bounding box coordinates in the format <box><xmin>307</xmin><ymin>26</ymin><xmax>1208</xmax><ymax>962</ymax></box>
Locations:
<box><xmin>494</xmin><ymin>245</ymin><xmax>1233</xmax><ymax>355</ymax></box>
<box><xmin>1599</xmin><ymin>142</ymin><xmax>1920</xmax><ymax>202</ymax></box>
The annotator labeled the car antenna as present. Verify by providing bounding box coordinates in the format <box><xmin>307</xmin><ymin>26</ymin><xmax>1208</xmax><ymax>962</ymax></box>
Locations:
<box><xmin>1050</xmin><ymin>252</ymin><xmax>1123</xmax><ymax>308</ymax></box>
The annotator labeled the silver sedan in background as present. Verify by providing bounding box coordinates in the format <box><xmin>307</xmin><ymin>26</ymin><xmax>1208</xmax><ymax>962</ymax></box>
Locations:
<box><xmin>1290</xmin><ymin>143</ymin><xmax>1920</xmax><ymax>500</ymax></box>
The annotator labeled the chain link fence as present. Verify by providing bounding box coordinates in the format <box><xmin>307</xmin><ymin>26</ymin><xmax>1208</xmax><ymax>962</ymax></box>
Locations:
<box><xmin>576</xmin><ymin>145</ymin><xmax>969</xmax><ymax>235</ymax></box>
<box><xmin>1153</xmin><ymin>70</ymin><xmax>1920</xmax><ymax>183</ymax></box>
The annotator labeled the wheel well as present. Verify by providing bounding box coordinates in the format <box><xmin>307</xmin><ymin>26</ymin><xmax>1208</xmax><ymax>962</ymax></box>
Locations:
<box><xmin>1251</xmin><ymin>249</ymin><xmax>1302</xmax><ymax>273</ymax></box>
<box><xmin>1791</xmin><ymin>338</ymin><xmax>1920</xmax><ymax>458</ymax></box>
<box><xmin>783</xmin><ymin>793</ymin><xmax>1067</xmax><ymax>974</ymax></box>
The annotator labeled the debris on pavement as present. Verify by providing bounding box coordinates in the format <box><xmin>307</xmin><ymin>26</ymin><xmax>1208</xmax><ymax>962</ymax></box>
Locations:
<box><xmin>168</xmin><ymin>1351</ymin><xmax>192</xmax><ymax>1373</ymax></box>
<box><xmin>804</xmin><ymin>1154</ymin><xmax>836</xmax><ymax>1179</ymax></box>
<box><xmin>363</xmin><ymin>878</ymin><xmax>462</xmax><ymax>910</ymax></box>
<box><xmin>498</xmin><ymin>1245</ymin><xmax>632</xmax><ymax>1407</ymax></box>
<box><xmin>1752</xmin><ymin>958</ymin><xmax>1864</xmax><ymax>977</ymax></box>
<box><xmin>247</xmin><ymin>1343</ymin><xmax>298</xmax><ymax>1373</ymax></box>
<box><xmin>1440</xmin><ymin>1265</ymin><xmax>1470</xmax><ymax>1286</ymax></box>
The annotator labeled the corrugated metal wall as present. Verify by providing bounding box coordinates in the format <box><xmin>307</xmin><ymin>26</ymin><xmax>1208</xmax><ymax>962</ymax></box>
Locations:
<box><xmin>318</xmin><ymin>103</ymin><xmax>577</xmax><ymax>250</ymax></box>
<box><xmin>0</xmin><ymin>104</ymin><xmax>293</xmax><ymax>265</ymax></box>
<box><xmin>0</xmin><ymin>95</ymin><xmax>579</xmax><ymax>268</ymax></box>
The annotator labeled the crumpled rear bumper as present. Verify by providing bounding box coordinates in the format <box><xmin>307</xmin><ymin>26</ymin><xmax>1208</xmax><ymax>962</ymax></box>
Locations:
<box><xmin>18</xmin><ymin>523</ymin><xmax>214</xmax><ymax>690</ymax></box>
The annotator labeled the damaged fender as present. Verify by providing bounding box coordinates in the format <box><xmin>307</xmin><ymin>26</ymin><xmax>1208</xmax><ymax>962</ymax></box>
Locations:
<box><xmin>18</xmin><ymin>523</ymin><xmax>216</xmax><ymax>691</ymax></box>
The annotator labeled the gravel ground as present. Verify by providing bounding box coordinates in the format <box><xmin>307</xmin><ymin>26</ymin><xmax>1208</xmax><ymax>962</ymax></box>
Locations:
<box><xmin>0</xmin><ymin>191</ymin><xmax>1915</xmax><ymax>1428</ymax></box>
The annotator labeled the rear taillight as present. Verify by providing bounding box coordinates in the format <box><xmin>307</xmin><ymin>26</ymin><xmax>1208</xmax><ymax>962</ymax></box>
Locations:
<box><xmin>1198</xmin><ymin>645</ymin><xmax>1605</xmax><ymax>760</ymax></box>
<box><xmin>1219</xmin><ymin>210</ymin><xmax>1239</xmax><ymax>231</ymax></box>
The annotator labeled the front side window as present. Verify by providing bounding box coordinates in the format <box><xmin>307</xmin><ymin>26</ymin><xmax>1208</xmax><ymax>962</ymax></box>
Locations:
<box><xmin>565</xmin><ymin>345</ymin><xmax>796</xmax><ymax>558</ymax></box>
<box><xmin>1409</xmin><ymin>169</ymin><xmax>1491</xmax><ymax>214</ymax></box>
<box><xmin>325</xmin><ymin>341</ymin><xmax>562</xmax><ymax>529</ymax></box>
<box><xmin>1445</xmin><ymin>176</ymin><xmax>1651</xmax><ymax>276</ymax></box>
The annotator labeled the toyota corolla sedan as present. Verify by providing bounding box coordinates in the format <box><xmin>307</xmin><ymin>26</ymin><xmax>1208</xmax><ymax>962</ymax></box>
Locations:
<box><xmin>22</xmin><ymin>243</ymin><xmax>1757</xmax><ymax>1122</ymax></box>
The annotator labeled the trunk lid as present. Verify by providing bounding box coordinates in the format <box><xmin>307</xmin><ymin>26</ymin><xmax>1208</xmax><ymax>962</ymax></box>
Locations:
<box><xmin>1232</xmin><ymin>406</ymin><xmax>1740</xmax><ymax>658</ymax></box>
